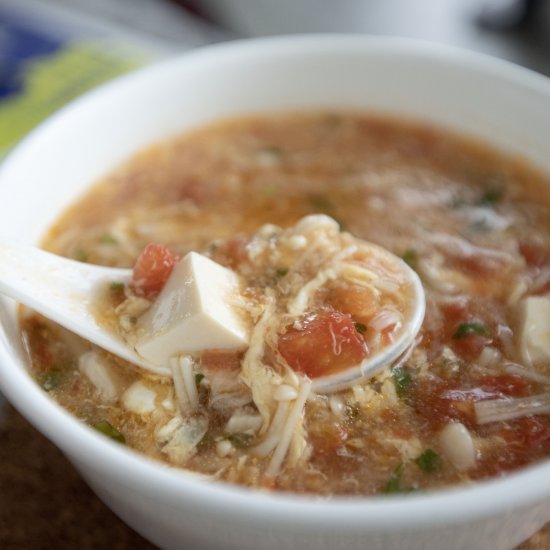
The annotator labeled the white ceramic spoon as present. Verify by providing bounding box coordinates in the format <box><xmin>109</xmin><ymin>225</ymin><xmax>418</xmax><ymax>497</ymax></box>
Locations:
<box><xmin>0</xmin><ymin>240</ymin><xmax>425</xmax><ymax>390</ymax></box>
<box><xmin>0</xmin><ymin>240</ymin><xmax>166</xmax><ymax>374</ymax></box>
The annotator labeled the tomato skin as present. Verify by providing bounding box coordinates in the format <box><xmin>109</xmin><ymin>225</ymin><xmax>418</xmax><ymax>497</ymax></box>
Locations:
<box><xmin>519</xmin><ymin>240</ymin><xmax>550</xmax><ymax>269</ymax></box>
<box><xmin>413</xmin><ymin>379</ymin><xmax>477</xmax><ymax>431</ymax></box>
<box><xmin>478</xmin><ymin>374</ymin><xmax>530</xmax><ymax>398</ymax></box>
<box><xmin>309</xmin><ymin>421</ymin><xmax>349</xmax><ymax>458</ymax></box>
<box><xmin>131</xmin><ymin>243</ymin><xmax>180</xmax><ymax>298</ymax></box>
<box><xmin>476</xmin><ymin>416</ymin><xmax>550</xmax><ymax>477</ymax></box>
<box><xmin>413</xmin><ymin>372</ymin><xmax>532</xmax><ymax>432</ymax></box>
<box><xmin>452</xmin><ymin>333</ymin><xmax>492</xmax><ymax>361</ymax></box>
<box><xmin>278</xmin><ymin>311</ymin><xmax>368</xmax><ymax>378</ymax></box>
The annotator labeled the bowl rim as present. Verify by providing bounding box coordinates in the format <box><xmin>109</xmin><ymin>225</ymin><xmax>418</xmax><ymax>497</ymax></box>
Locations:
<box><xmin>1</xmin><ymin>33</ymin><xmax>550</xmax><ymax>530</ymax></box>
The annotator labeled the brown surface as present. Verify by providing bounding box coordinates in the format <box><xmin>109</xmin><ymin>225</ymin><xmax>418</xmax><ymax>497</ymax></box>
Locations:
<box><xmin>0</xmin><ymin>402</ymin><xmax>548</xmax><ymax>549</ymax></box>
<box><xmin>0</xmin><ymin>404</ymin><xmax>155</xmax><ymax>549</ymax></box>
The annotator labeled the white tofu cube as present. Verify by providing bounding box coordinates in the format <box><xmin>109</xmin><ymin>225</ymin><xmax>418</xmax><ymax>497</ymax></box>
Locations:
<box><xmin>518</xmin><ymin>295</ymin><xmax>550</xmax><ymax>367</ymax></box>
<box><xmin>135</xmin><ymin>252</ymin><xmax>250</xmax><ymax>366</ymax></box>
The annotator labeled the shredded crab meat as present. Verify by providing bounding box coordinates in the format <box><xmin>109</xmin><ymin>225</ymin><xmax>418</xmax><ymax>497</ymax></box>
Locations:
<box><xmin>170</xmin><ymin>355</ymin><xmax>199</xmax><ymax>412</ymax></box>
<box><xmin>252</xmin><ymin>400</ymin><xmax>292</xmax><ymax>457</ymax></box>
<box><xmin>427</xmin><ymin>232</ymin><xmax>519</xmax><ymax>267</ymax></box>
<box><xmin>368</xmin><ymin>308</ymin><xmax>403</xmax><ymax>334</ymax></box>
<box><xmin>264</xmin><ymin>377</ymin><xmax>312</xmax><ymax>479</ymax></box>
<box><xmin>505</xmin><ymin>363</ymin><xmax>550</xmax><ymax>385</ymax></box>
<box><xmin>286</xmin><ymin>245</ymin><xmax>357</xmax><ymax>316</ymax></box>
<box><xmin>475</xmin><ymin>393</ymin><xmax>550</xmax><ymax>424</ymax></box>
<box><xmin>240</xmin><ymin>295</ymin><xmax>282</xmax><ymax>432</ymax></box>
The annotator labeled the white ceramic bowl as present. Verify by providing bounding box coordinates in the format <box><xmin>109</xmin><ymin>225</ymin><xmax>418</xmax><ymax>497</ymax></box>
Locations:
<box><xmin>1</xmin><ymin>36</ymin><xmax>550</xmax><ymax>550</ymax></box>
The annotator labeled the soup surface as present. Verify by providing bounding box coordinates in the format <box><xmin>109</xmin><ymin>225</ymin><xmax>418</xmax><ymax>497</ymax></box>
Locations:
<box><xmin>21</xmin><ymin>112</ymin><xmax>550</xmax><ymax>496</ymax></box>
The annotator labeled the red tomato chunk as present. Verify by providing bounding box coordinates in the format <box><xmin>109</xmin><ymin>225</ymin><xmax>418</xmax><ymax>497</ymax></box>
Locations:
<box><xmin>131</xmin><ymin>243</ymin><xmax>180</xmax><ymax>298</ymax></box>
<box><xmin>278</xmin><ymin>311</ymin><xmax>368</xmax><ymax>378</ymax></box>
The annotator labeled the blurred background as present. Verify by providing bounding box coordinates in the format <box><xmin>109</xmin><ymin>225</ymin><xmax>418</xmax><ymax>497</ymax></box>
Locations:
<box><xmin>4</xmin><ymin>0</ymin><xmax>550</xmax><ymax>65</ymax></box>
<box><xmin>1</xmin><ymin>0</ymin><xmax>550</xmax><ymax>548</ymax></box>
<box><xmin>1</xmin><ymin>0</ymin><xmax>550</xmax><ymax>157</ymax></box>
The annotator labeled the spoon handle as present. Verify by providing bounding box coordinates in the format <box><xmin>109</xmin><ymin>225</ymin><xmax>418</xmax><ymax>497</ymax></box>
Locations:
<box><xmin>0</xmin><ymin>241</ymin><xmax>163</xmax><ymax>373</ymax></box>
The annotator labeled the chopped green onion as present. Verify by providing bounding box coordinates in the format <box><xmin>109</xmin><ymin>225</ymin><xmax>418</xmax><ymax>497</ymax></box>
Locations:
<box><xmin>308</xmin><ymin>193</ymin><xmax>334</xmax><ymax>212</ymax></box>
<box><xmin>452</xmin><ymin>322</ymin><xmax>489</xmax><ymax>339</ymax></box>
<box><xmin>73</xmin><ymin>249</ymin><xmax>88</xmax><ymax>262</ymax></box>
<box><xmin>93</xmin><ymin>420</ymin><xmax>125</xmax><ymax>444</ymax></box>
<box><xmin>259</xmin><ymin>145</ymin><xmax>282</xmax><ymax>157</ymax></box>
<box><xmin>383</xmin><ymin>463</ymin><xmax>404</xmax><ymax>493</ymax></box>
<box><xmin>415</xmin><ymin>449</ymin><xmax>441</xmax><ymax>473</ymax></box>
<box><xmin>333</xmin><ymin>217</ymin><xmax>348</xmax><ymax>231</ymax></box>
<box><xmin>227</xmin><ymin>433</ymin><xmax>254</xmax><ymax>449</ymax></box>
<box><xmin>275</xmin><ymin>268</ymin><xmax>289</xmax><ymax>277</ymax></box>
<box><xmin>262</xmin><ymin>183</ymin><xmax>277</xmax><ymax>197</ymax></box>
<box><xmin>195</xmin><ymin>373</ymin><xmax>205</xmax><ymax>384</ymax></box>
<box><xmin>354</xmin><ymin>322</ymin><xmax>367</xmax><ymax>334</ymax></box>
<box><xmin>197</xmin><ymin>434</ymin><xmax>213</xmax><ymax>449</ymax></box>
<box><xmin>110</xmin><ymin>281</ymin><xmax>125</xmax><ymax>292</ymax></box>
<box><xmin>449</xmin><ymin>195</ymin><xmax>466</xmax><ymax>209</ymax></box>
<box><xmin>469</xmin><ymin>218</ymin><xmax>490</xmax><ymax>232</ymax></box>
<box><xmin>99</xmin><ymin>233</ymin><xmax>117</xmax><ymax>244</ymax></box>
<box><xmin>383</xmin><ymin>463</ymin><xmax>416</xmax><ymax>494</ymax></box>
<box><xmin>40</xmin><ymin>371</ymin><xmax>63</xmax><ymax>391</ymax></box>
<box><xmin>477</xmin><ymin>186</ymin><xmax>503</xmax><ymax>206</ymax></box>
<box><xmin>402</xmin><ymin>249</ymin><xmax>418</xmax><ymax>269</ymax></box>
<box><xmin>392</xmin><ymin>365</ymin><xmax>412</xmax><ymax>398</ymax></box>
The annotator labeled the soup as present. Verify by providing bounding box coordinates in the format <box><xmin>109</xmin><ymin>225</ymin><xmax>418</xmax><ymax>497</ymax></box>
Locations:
<box><xmin>21</xmin><ymin>112</ymin><xmax>550</xmax><ymax>496</ymax></box>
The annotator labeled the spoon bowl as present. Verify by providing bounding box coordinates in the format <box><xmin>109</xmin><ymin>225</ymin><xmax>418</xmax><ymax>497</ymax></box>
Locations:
<box><xmin>0</xmin><ymin>238</ymin><xmax>425</xmax><ymax>388</ymax></box>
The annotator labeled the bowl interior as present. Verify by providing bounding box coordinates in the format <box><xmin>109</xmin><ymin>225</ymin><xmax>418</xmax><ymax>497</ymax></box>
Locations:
<box><xmin>1</xmin><ymin>35</ymin><xmax>550</xmax><ymax>531</ymax></box>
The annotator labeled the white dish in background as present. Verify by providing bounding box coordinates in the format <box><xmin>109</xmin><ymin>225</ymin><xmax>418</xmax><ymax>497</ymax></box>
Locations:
<box><xmin>0</xmin><ymin>35</ymin><xmax>550</xmax><ymax>550</ymax></box>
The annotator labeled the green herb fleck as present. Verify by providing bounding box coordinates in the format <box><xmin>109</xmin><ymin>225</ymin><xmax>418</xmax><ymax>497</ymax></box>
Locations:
<box><xmin>384</xmin><ymin>463</ymin><xmax>404</xmax><ymax>493</ymax></box>
<box><xmin>262</xmin><ymin>183</ymin><xmax>277</xmax><ymax>197</ymax></box>
<box><xmin>477</xmin><ymin>186</ymin><xmax>503</xmax><ymax>206</ymax></box>
<box><xmin>452</xmin><ymin>322</ymin><xmax>489</xmax><ymax>339</ymax></box>
<box><xmin>197</xmin><ymin>433</ymin><xmax>213</xmax><ymax>450</ymax></box>
<box><xmin>449</xmin><ymin>195</ymin><xmax>467</xmax><ymax>209</ymax></box>
<box><xmin>354</xmin><ymin>322</ymin><xmax>367</xmax><ymax>334</ymax></box>
<box><xmin>195</xmin><ymin>373</ymin><xmax>205</xmax><ymax>384</ymax></box>
<box><xmin>99</xmin><ymin>233</ymin><xmax>117</xmax><ymax>244</ymax></box>
<box><xmin>415</xmin><ymin>449</ymin><xmax>441</xmax><ymax>474</ymax></box>
<box><xmin>40</xmin><ymin>371</ymin><xmax>63</xmax><ymax>391</ymax></box>
<box><xmin>73</xmin><ymin>249</ymin><xmax>88</xmax><ymax>262</ymax></box>
<box><xmin>383</xmin><ymin>463</ymin><xmax>416</xmax><ymax>494</ymax></box>
<box><xmin>275</xmin><ymin>268</ymin><xmax>289</xmax><ymax>277</ymax></box>
<box><xmin>402</xmin><ymin>249</ymin><xmax>418</xmax><ymax>269</ymax></box>
<box><xmin>263</xmin><ymin>145</ymin><xmax>282</xmax><ymax>155</ymax></box>
<box><xmin>308</xmin><ymin>193</ymin><xmax>334</xmax><ymax>212</ymax></box>
<box><xmin>93</xmin><ymin>420</ymin><xmax>125</xmax><ymax>444</ymax></box>
<box><xmin>469</xmin><ymin>218</ymin><xmax>490</xmax><ymax>232</ymax></box>
<box><xmin>228</xmin><ymin>433</ymin><xmax>254</xmax><ymax>449</ymax></box>
<box><xmin>392</xmin><ymin>365</ymin><xmax>412</xmax><ymax>398</ymax></box>
<box><xmin>110</xmin><ymin>281</ymin><xmax>125</xmax><ymax>292</ymax></box>
<box><xmin>333</xmin><ymin>217</ymin><xmax>348</xmax><ymax>231</ymax></box>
